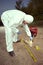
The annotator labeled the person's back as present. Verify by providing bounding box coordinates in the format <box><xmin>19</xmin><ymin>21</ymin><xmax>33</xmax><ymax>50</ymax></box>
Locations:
<box><xmin>1</xmin><ymin>10</ymin><xmax>25</xmax><ymax>27</ymax></box>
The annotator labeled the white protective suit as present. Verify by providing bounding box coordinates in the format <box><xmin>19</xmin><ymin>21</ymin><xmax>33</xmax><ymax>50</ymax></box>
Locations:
<box><xmin>1</xmin><ymin>10</ymin><xmax>34</xmax><ymax>52</ymax></box>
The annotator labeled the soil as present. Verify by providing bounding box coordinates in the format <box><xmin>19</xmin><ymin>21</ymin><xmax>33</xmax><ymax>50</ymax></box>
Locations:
<box><xmin>0</xmin><ymin>26</ymin><xmax>43</xmax><ymax>65</ymax></box>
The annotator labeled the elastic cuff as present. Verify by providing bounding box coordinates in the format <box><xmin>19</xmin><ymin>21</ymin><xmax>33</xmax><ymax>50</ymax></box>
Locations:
<box><xmin>7</xmin><ymin>49</ymin><xmax>13</xmax><ymax>52</ymax></box>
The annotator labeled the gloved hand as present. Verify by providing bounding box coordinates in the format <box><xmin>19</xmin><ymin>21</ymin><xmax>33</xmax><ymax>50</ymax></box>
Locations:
<box><xmin>30</xmin><ymin>36</ymin><xmax>33</xmax><ymax>40</ymax></box>
<box><xmin>29</xmin><ymin>40</ymin><xmax>33</xmax><ymax>47</ymax></box>
<box><xmin>29</xmin><ymin>36</ymin><xmax>33</xmax><ymax>47</ymax></box>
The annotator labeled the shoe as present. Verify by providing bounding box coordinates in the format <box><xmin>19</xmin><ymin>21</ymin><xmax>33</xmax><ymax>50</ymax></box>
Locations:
<box><xmin>8</xmin><ymin>51</ymin><xmax>15</xmax><ymax>57</ymax></box>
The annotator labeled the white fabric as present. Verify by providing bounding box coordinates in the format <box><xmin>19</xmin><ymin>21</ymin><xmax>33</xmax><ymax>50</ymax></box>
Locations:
<box><xmin>5</xmin><ymin>27</ymin><xmax>13</xmax><ymax>52</ymax></box>
<box><xmin>1</xmin><ymin>10</ymin><xmax>34</xmax><ymax>52</ymax></box>
<box><xmin>1</xmin><ymin>10</ymin><xmax>25</xmax><ymax>27</ymax></box>
<box><xmin>13</xmin><ymin>33</ymin><xmax>18</xmax><ymax>42</ymax></box>
<box><xmin>5</xmin><ymin>27</ymin><xmax>19</xmax><ymax>52</ymax></box>
<box><xmin>23</xmin><ymin>24</ymin><xmax>31</xmax><ymax>37</ymax></box>
<box><xmin>12</xmin><ymin>27</ymin><xmax>19</xmax><ymax>42</ymax></box>
<box><xmin>24</xmin><ymin>14</ymin><xmax>34</xmax><ymax>23</ymax></box>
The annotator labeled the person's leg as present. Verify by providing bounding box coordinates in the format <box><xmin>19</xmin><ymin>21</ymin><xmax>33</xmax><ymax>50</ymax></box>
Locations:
<box><xmin>12</xmin><ymin>27</ymin><xmax>20</xmax><ymax>43</ymax></box>
<box><xmin>1</xmin><ymin>14</ymin><xmax>15</xmax><ymax>56</ymax></box>
<box><xmin>13</xmin><ymin>33</ymin><xmax>18</xmax><ymax>42</ymax></box>
<box><xmin>5</xmin><ymin>27</ymin><xmax>15</xmax><ymax>56</ymax></box>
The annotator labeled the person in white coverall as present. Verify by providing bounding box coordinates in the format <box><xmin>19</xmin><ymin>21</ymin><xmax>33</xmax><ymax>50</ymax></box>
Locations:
<box><xmin>1</xmin><ymin>10</ymin><xmax>34</xmax><ymax>56</ymax></box>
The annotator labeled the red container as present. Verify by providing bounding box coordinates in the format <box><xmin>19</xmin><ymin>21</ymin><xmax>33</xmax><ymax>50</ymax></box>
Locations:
<box><xmin>30</xmin><ymin>27</ymin><xmax>38</xmax><ymax>37</ymax></box>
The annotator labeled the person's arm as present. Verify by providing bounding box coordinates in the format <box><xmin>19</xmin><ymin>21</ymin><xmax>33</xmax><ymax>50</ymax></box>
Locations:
<box><xmin>23</xmin><ymin>24</ymin><xmax>33</xmax><ymax>40</ymax></box>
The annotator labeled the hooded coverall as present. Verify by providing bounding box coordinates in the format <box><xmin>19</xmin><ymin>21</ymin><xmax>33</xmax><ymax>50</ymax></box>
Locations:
<box><xmin>1</xmin><ymin>10</ymin><xmax>34</xmax><ymax>52</ymax></box>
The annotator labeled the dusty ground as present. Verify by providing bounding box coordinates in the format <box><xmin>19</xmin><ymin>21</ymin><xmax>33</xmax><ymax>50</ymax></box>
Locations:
<box><xmin>0</xmin><ymin>26</ymin><xmax>43</xmax><ymax>65</ymax></box>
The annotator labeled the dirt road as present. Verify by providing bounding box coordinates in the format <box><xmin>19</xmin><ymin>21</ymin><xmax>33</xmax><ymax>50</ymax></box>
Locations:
<box><xmin>0</xmin><ymin>26</ymin><xmax>43</xmax><ymax>65</ymax></box>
